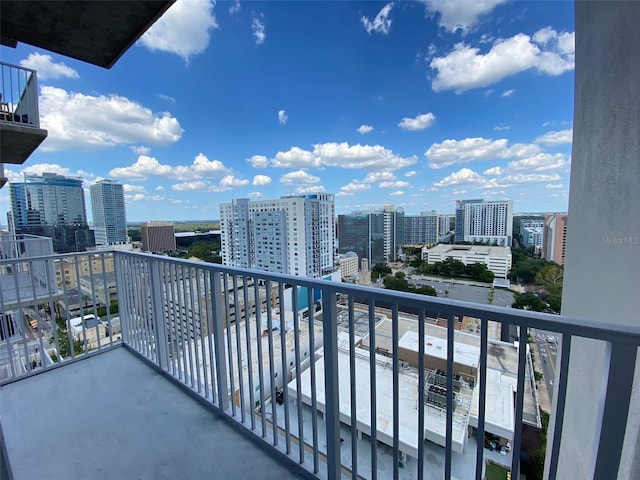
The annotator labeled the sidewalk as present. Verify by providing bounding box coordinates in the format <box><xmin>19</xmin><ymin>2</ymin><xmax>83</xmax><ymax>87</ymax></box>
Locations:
<box><xmin>530</xmin><ymin>339</ymin><xmax>552</xmax><ymax>413</ymax></box>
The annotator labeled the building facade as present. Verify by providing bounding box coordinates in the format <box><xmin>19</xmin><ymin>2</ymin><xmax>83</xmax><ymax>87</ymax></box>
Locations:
<box><xmin>438</xmin><ymin>214</ymin><xmax>453</xmax><ymax>237</ymax></box>
<box><xmin>337</xmin><ymin>206</ymin><xmax>404</xmax><ymax>268</ymax></box>
<box><xmin>455</xmin><ymin>199</ymin><xmax>513</xmax><ymax>247</ymax></box>
<box><xmin>141</xmin><ymin>221</ymin><xmax>176</xmax><ymax>253</ymax></box>
<box><xmin>403</xmin><ymin>210</ymin><xmax>439</xmax><ymax>246</ymax></box>
<box><xmin>219</xmin><ymin>194</ymin><xmax>335</xmax><ymax>278</ymax></box>
<box><xmin>542</xmin><ymin>213</ymin><xmax>568</xmax><ymax>265</ymax></box>
<box><xmin>422</xmin><ymin>244</ymin><xmax>512</xmax><ymax>279</ymax></box>
<box><xmin>90</xmin><ymin>179</ymin><xmax>127</xmax><ymax>246</ymax></box>
<box><xmin>9</xmin><ymin>173</ymin><xmax>94</xmax><ymax>253</ymax></box>
<box><xmin>522</xmin><ymin>226</ymin><xmax>544</xmax><ymax>250</ymax></box>
<box><xmin>335</xmin><ymin>252</ymin><xmax>359</xmax><ymax>280</ymax></box>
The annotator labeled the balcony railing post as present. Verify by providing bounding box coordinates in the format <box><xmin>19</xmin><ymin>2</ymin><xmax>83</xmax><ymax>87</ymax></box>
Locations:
<box><xmin>321</xmin><ymin>285</ymin><xmax>341</xmax><ymax>480</ymax></box>
<box><xmin>592</xmin><ymin>341</ymin><xmax>637</xmax><ymax>479</ymax></box>
<box><xmin>210</xmin><ymin>271</ymin><xmax>229</xmax><ymax>412</ymax></box>
<box><xmin>149</xmin><ymin>259</ymin><xmax>168</xmax><ymax>370</ymax></box>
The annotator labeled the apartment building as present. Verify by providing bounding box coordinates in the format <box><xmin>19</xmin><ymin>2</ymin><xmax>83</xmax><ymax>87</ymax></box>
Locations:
<box><xmin>542</xmin><ymin>214</ymin><xmax>568</xmax><ymax>266</ymax></box>
<box><xmin>90</xmin><ymin>180</ymin><xmax>127</xmax><ymax>246</ymax></box>
<box><xmin>455</xmin><ymin>199</ymin><xmax>513</xmax><ymax>247</ymax></box>
<box><xmin>220</xmin><ymin>194</ymin><xmax>335</xmax><ymax>278</ymax></box>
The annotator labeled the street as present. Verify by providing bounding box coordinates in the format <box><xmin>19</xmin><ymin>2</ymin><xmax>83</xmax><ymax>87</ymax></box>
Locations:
<box><xmin>531</xmin><ymin>329</ymin><xmax>559</xmax><ymax>400</ymax></box>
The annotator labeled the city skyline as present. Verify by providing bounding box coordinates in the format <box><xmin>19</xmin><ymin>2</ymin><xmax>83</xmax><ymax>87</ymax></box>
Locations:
<box><xmin>0</xmin><ymin>1</ymin><xmax>574</xmax><ymax>222</ymax></box>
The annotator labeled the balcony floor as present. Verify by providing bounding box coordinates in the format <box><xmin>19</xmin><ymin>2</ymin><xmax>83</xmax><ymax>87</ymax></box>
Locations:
<box><xmin>0</xmin><ymin>347</ymin><xmax>303</xmax><ymax>480</ymax></box>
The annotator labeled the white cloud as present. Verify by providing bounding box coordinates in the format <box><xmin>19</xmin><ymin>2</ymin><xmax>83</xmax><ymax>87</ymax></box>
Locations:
<box><xmin>280</xmin><ymin>170</ymin><xmax>320</xmax><ymax>186</ymax></box>
<box><xmin>434</xmin><ymin>168</ymin><xmax>485</xmax><ymax>187</ymax></box>
<box><xmin>483</xmin><ymin>166</ymin><xmax>502</xmax><ymax>176</ymax></box>
<box><xmin>404</xmin><ymin>170</ymin><xmax>417</xmax><ymax>177</ymax></box>
<box><xmin>266</xmin><ymin>142</ymin><xmax>416</xmax><ymax>171</ymax></box>
<box><xmin>139</xmin><ymin>0</ymin><xmax>217</xmax><ymax>62</ymax></box>
<box><xmin>252</xmin><ymin>15</ymin><xmax>266</xmax><ymax>45</ymax></box>
<box><xmin>398</xmin><ymin>112</ymin><xmax>436</xmax><ymax>131</ymax></box>
<box><xmin>361</xmin><ymin>3</ymin><xmax>394</xmax><ymax>35</ymax></box>
<box><xmin>127</xmin><ymin>193</ymin><xmax>166</xmax><ymax>202</ymax></box>
<box><xmin>157</xmin><ymin>93</ymin><xmax>176</xmax><ymax>103</ymax></box>
<box><xmin>379</xmin><ymin>180</ymin><xmax>410</xmax><ymax>189</ymax></box>
<box><xmin>131</xmin><ymin>145</ymin><xmax>151</xmax><ymax>155</ymax></box>
<box><xmin>192</xmin><ymin>153</ymin><xmax>230</xmax><ymax>175</ymax></box>
<box><xmin>5</xmin><ymin>163</ymin><xmax>96</xmax><ymax>185</ymax></box>
<box><xmin>156</xmin><ymin>186</ymin><xmax>165</xmax><ymax>191</ymax></box>
<box><xmin>389</xmin><ymin>191</ymin><xmax>405</xmax><ymax>196</ymax></box>
<box><xmin>19</xmin><ymin>53</ymin><xmax>79</xmax><ymax>80</ymax></box>
<box><xmin>172</xmin><ymin>181</ymin><xmax>208</xmax><ymax>191</ymax></box>
<box><xmin>252</xmin><ymin>174</ymin><xmax>272</xmax><ymax>186</ymax></box>
<box><xmin>430</xmin><ymin>28</ymin><xmax>575</xmax><ymax>93</ymax></box>
<box><xmin>535</xmin><ymin>129</ymin><xmax>573</xmax><ymax>146</ymax></box>
<box><xmin>296</xmin><ymin>185</ymin><xmax>327</xmax><ymax>195</ymax></box>
<box><xmin>508</xmin><ymin>153</ymin><xmax>568</xmax><ymax>171</ymax></box>
<box><xmin>272</xmin><ymin>147</ymin><xmax>320</xmax><ymax>168</ymax></box>
<box><xmin>248</xmin><ymin>191</ymin><xmax>263</xmax><ymax>197</ymax></box>
<box><xmin>39</xmin><ymin>86</ymin><xmax>183</xmax><ymax>151</ymax></box>
<box><xmin>421</xmin><ymin>0</ymin><xmax>508</xmax><ymax>34</ymax></box>
<box><xmin>218</xmin><ymin>175</ymin><xmax>250</xmax><ymax>189</ymax></box>
<box><xmin>123</xmin><ymin>184</ymin><xmax>146</xmax><ymax>193</ymax></box>
<box><xmin>339</xmin><ymin>180</ymin><xmax>371</xmax><ymax>196</ymax></box>
<box><xmin>364</xmin><ymin>171</ymin><xmax>396</xmax><ymax>183</ymax></box>
<box><xmin>357</xmin><ymin>124</ymin><xmax>374</xmax><ymax>134</ymax></box>
<box><xmin>493</xmin><ymin>124</ymin><xmax>510</xmax><ymax>131</ymax></box>
<box><xmin>278</xmin><ymin>109</ymin><xmax>288</xmax><ymax>125</ymax></box>
<box><xmin>109</xmin><ymin>154</ymin><xmax>230</xmax><ymax>181</ymax></box>
<box><xmin>248</xmin><ymin>155</ymin><xmax>269</xmax><ymax>168</ymax></box>
<box><xmin>229</xmin><ymin>0</ymin><xmax>241</xmax><ymax>15</ymax></box>
<box><xmin>502</xmin><ymin>173</ymin><xmax>561</xmax><ymax>183</ymax></box>
<box><xmin>546</xmin><ymin>183</ymin><xmax>564</xmax><ymax>189</ymax></box>
<box><xmin>501</xmin><ymin>89</ymin><xmax>515</xmax><ymax>97</ymax></box>
<box><xmin>425</xmin><ymin>137</ymin><xmax>542</xmax><ymax>169</ymax></box>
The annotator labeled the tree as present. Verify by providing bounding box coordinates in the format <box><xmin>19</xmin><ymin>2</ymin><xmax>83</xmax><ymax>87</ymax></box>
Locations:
<box><xmin>535</xmin><ymin>265</ymin><xmax>564</xmax><ymax>291</ymax></box>
<box><xmin>371</xmin><ymin>262</ymin><xmax>392</xmax><ymax>280</ymax></box>
<box><xmin>50</xmin><ymin>325</ymin><xmax>84</xmax><ymax>358</ymax></box>
<box><xmin>512</xmin><ymin>292</ymin><xmax>546</xmax><ymax>312</ymax></box>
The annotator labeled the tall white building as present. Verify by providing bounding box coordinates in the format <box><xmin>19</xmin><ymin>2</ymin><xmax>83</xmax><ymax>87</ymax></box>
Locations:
<box><xmin>90</xmin><ymin>179</ymin><xmax>127</xmax><ymax>246</ymax></box>
<box><xmin>219</xmin><ymin>194</ymin><xmax>335</xmax><ymax>278</ymax></box>
<box><xmin>455</xmin><ymin>199</ymin><xmax>514</xmax><ymax>247</ymax></box>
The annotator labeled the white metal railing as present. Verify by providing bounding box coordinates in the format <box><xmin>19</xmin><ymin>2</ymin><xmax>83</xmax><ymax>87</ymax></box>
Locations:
<box><xmin>112</xmin><ymin>251</ymin><xmax>639</xmax><ymax>480</ymax></box>
<box><xmin>0</xmin><ymin>62</ymin><xmax>41</xmax><ymax>128</ymax></box>
<box><xmin>0</xmin><ymin>249</ymin><xmax>120</xmax><ymax>380</ymax></box>
<box><xmin>1</xmin><ymin>249</ymin><xmax>638</xmax><ymax>480</ymax></box>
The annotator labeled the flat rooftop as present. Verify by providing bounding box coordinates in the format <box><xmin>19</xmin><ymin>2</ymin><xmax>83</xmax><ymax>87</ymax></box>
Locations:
<box><xmin>426</xmin><ymin>244</ymin><xmax>512</xmax><ymax>258</ymax></box>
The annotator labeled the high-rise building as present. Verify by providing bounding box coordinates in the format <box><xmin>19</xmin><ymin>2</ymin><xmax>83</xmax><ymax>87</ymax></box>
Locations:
<box><xmin>522</xmin><ymin>226</ymin><xmax>544</xmax><ymax>249</ymax></box>
<box><xmin>337</xmin><ymin>206</ymin><xmax>404</xmax><ymax>267</ymax></box>
<box><xmin>403</xmin><ymin>210</ymin><xmax>439</xmax><ymax>246</ymax></box>
<box><xmin>219</xmin><ymin>194</ymin><xmax>335</xmax><ymax>278</ymax></box>
<box><xmin>543</xmin><ymin>213</ymin><xmax>568</xmax><ymax>265</ymax></box>
<box><xmin>9</xmin><ymin>172</ymin><xmax>94</xmax><ymax>253</ymax></box>
<box><xmin>455</xmin><ymin>199</ymin><xmax>513</xmax><ymax>247</ymax></box>
<box><xmin>141</xmin><ymin>221</ymin><xmax>176</xmax><ymax>253</ymax></box>
<box><xmin>438</xmin><ymin>214</ymin><xmax>453</xmax><ymax>236</ymax></box>
<box><xmin>90</xmin><ymin>180</ymin><xmax>127</xmax><ymax>246</ymax></box>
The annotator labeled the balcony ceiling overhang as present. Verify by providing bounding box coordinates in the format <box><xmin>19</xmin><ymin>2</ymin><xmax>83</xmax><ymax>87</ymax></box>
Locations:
<box><xmin>0</xmin><ymin>1</ymin><xmax>175</xmax><ymax>69</ymax></box>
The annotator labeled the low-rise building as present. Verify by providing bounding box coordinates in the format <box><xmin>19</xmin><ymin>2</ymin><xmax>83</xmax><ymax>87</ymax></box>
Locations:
<box><xmin>421</xmin><ymin>244</ymin><xmax>512</xmax><ymax>279</ymax></box>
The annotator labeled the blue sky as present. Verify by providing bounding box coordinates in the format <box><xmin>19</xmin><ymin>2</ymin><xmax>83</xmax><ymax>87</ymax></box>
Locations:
<box><xmin>1</xmin><ymin>0</ymin><xmax>575</xmax><ymax>222</ymax></box>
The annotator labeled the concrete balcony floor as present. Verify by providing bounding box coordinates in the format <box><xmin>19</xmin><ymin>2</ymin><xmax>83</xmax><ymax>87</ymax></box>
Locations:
<box><xmin>0</xmin><ymin>347</ymin><xmax>303</xmax><ymax>480</ymax></box>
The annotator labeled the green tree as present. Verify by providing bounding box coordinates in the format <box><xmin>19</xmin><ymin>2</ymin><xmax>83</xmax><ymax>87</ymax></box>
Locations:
<box><xmin>535</xmin><ymin>265</ymin><xmax>564</xmax><ymax>291</ymax></box>
<box><xmin>371</xmin><ymin>262</ymin><xmax>392</xmax><ymax>280</ymax></box>
<box><xmin>51</xmin><ymin>326</ymin><xmax>85</xmax><ymax>358</ymax></box>
<box><xmin>128</xmin><ymin>228</ymin><xmax>141</xmax><ymax>242</ymax></box>
<box><xmin>512</xmin><ymin>292</ymin><xmax>546</xmax><ymax>312</ymax></box>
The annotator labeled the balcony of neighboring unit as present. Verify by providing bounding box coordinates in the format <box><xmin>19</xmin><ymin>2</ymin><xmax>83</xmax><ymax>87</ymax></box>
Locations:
<box><xmin>0</xmin><ymin>62</ymin><xmax>47</xmax><ymax>165</ymax></box>
<box><xmin>1</xmin><ymin>249</ymin><xmax>638</xmax><ymax>480</ymax></box>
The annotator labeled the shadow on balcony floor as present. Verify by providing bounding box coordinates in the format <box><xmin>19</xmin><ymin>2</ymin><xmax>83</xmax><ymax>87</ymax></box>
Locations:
<box><xmin>1</xmin><ymin>347</ymin><xmax>301</xmax><ymax>480</ymax></box>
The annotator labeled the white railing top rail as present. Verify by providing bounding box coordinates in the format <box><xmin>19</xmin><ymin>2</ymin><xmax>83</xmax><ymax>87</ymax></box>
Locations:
<box><xmin>112</xmin><ymin>250</ymin><xmax>640</xmax><ymax>345</ymax></box>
